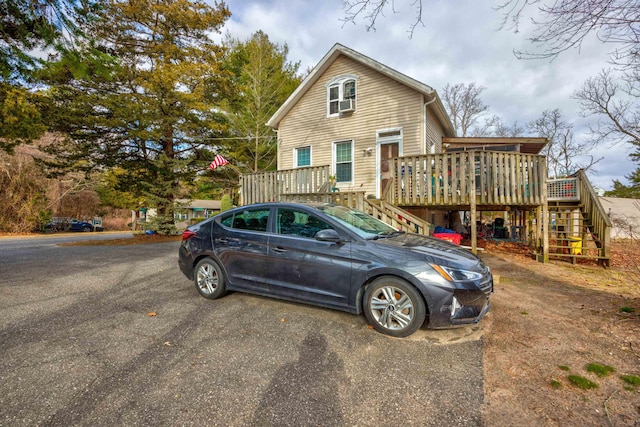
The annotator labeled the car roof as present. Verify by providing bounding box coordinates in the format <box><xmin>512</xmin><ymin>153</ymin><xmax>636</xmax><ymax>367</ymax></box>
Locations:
<box><xmin>229</xmin><ymin>201</ymin><xmax>335</xmax><ymax>211</ymax></box>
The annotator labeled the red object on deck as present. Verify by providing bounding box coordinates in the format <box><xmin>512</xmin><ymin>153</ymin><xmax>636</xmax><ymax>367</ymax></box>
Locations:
<box><xmin>432</xmin><ymin>233</ymin><xmax>463</xmax><ymax>245</ymax></box>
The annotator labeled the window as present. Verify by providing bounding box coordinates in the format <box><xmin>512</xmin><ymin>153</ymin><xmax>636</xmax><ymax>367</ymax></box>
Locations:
<box><xmin>378</xmin><ymin>130</ymin><xmax>401</xmax><ymax>139</ymax></box>
<box><xmin>344</xmin><ymin>80</ymin><xmax>355</xmax><ymax>100</ymax></box>
<box><xmin>295</xmin><ymin>146</ymin><xmax>311</xmax><ymax>167</ymax></box>
<box><xmin>334</xmin><ymin>140</ymin><xmax>353</xmax><ymax>183</ymax></box>
<box><xmin>221</xmin><ymin>208</ymin><xmax>270</xmax><ymax>232</ymax></box>
<box><xmin>329</xmin><ymin>85</ymin><xmax>340</xmax><ymax>115</ymax></box>
<box><xmin>277</xmin><ymin>208</ymin><xmax>332</xmax><ymax>238</ymax></box>
<box><xmin>327</xmin><ymin>75</ymin><xmax>357</xmax><ymax>116</ymax></box>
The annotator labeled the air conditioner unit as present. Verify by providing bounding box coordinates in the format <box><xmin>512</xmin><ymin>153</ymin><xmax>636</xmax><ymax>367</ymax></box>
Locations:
<box><xmin>338</xmin><ymin>99</ymin><xmax>355</xmax><ymax>112</ymax></box>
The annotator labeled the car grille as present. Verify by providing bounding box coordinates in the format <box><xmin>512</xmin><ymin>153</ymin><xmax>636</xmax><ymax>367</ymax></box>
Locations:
<box><xmin>478</xmin><ymin>275</ymin><xmax>493</xmax><ymax>295</ymax></box>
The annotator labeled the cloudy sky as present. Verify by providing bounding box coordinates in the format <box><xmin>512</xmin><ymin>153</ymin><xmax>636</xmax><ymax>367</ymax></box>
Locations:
<box><xmin>220</xmin><ymin>0</ymin><xmax>636</xmax><ymax>190</ymax></box>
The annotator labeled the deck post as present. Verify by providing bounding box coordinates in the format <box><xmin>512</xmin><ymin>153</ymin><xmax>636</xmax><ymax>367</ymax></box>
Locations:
<box><xmin>535</xmin><ymin>206</ymin><xmax>543</xmax><ymax>261</ymax></box>
<box><xmin>470</xmin><ymin>161</ymin><xmax>477</xmax><ymax>254</ymax></box>
<box><xmin>542</xmin><ymin>165</ymin><xmax>549</xmax><ymax>262</ymax></box>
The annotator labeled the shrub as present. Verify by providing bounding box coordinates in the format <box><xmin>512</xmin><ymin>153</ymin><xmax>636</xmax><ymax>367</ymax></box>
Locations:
<box><xmin>220</xmin><ymin>194</ymin><xmax>233</xmax><ymax>212</ymax></box>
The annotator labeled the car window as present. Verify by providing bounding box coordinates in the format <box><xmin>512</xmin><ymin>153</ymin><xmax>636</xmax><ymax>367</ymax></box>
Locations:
<box><xmin>277</xmin><ymin>208</ymin><xmax>332</xmax><ymax>238</ymax></box>
<box><xmin>317</xmin><ymin>204</ymin><xmax>397</xmax><ymax>238</ymax></box>
<box><xmin>221</xmin><ymin>209</ymin><xmax>270</xmax><ymax>232</ymax></box>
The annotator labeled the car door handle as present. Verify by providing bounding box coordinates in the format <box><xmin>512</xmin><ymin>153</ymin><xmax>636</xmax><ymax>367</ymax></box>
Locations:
<box><xmin>216</xmin><ymin>238</ymin><xmax>230</xmax><ymax>243</ymax></box>
<box><xmin>271</xmin><ymin>247</ymin><xmax>287</xmax><ymax>254</ymax></box>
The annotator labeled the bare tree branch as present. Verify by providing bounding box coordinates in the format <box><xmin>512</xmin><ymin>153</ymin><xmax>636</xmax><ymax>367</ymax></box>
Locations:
<box><xmin>527</xmin><ymin>109</ymin><xmax>601</xmax><ymax>177</ymax></box>
<box><xmin>341</xmin><ymin>0</ymin><xmax>425</xmax><ymax>38</ymax></box>
<box><xmin>574</xmin><ymin>68</ymin><xmax>640</xmax><ymax>148</ymax></box>
<box><xmin>496</xmin><ymin>0</ymin><xmax>640</xmax><ymax>68</ymax></box>
<box><xmin>441</xmin><ymin>82</ymin><xmax>489</xmax><ymax>137</ymax></box>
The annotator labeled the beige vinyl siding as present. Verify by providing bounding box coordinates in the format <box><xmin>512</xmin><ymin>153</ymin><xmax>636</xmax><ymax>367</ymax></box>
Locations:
<box><xmin>278</xmin><ymin>55</ymin><xmax>426</xmax><ymax>197</ymax></box>
<box><xmin>426</xmin><ymin>108</ymin><xmax>446</xmax><ymax>154</ymax></box>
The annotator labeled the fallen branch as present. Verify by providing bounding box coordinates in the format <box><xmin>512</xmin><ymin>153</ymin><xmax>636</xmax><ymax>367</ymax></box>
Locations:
<box><xmin>603</xmin><ymin>390</ymin><xmax>618</xmax><ymax>426</ymax></box>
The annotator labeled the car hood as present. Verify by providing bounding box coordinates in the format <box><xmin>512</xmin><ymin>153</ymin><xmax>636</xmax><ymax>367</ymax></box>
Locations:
<box><xmin>372</xmin><ymin>233</ymin><xmax>483</xmax><ymax>270</ymax></box>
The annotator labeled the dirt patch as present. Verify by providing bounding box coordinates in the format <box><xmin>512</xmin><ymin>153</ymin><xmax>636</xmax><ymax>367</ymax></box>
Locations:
<box><xmin>481</xmin><ymin>240</ymin><xmax>640</xmax><ymax>426</ymax></box>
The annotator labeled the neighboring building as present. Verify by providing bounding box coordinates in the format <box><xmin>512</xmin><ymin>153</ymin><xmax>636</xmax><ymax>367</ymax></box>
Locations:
<box><xmin>600</xmin><ymin>197</ymin><xmax>640</xmax><ymax>239</ymax></box>
<box><xmin>139</xmin><ymin>199</ymin><xmax>222</xmax><ymax>230</ymax></box>
<box><xmin>174</xmin><ymin>199</ymin><xmax>221</xmax><ymax>229</ymax></box>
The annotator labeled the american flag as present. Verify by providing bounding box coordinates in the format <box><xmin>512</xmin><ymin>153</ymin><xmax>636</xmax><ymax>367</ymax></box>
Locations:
<box><xmin>209</xmin><ymin>154</ymin><xmax>229</xmax><ymax>170</ymax></box>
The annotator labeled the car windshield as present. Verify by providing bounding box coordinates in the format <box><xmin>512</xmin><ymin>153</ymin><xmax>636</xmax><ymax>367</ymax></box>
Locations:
<box><xmin>317</xmin><ymin>205</ymin><xmax>400</xmax><ymax>239</ymax></box>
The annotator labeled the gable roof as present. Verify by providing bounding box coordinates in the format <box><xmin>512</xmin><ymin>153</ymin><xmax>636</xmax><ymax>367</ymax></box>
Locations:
<box><xmin>266</xmin><ymin>43</ymin><xmax>456</xmax><ymax>136</ymax></box>
<box><xmin>175</xmin><ymin>199</ymin><xmax>221</xmax><ymax>210</ymax></box>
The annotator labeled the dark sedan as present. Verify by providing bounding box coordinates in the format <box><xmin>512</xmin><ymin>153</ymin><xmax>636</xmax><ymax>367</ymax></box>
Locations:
<box><xmin>45</xmin><ymin>218</ymin><xmax>95</xmax><ymax>232</ymax></box>
<box><xmin>178</xmin><ymin>202</ymin><xmax>492</xmax><ymax>337</ymax></box>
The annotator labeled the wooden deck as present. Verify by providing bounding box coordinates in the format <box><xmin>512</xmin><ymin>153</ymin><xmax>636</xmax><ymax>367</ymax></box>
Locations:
<box><xmin>240</xmin><ymin>166</ymin><xmax>330</xmax><ymax>205</ymax></box>
<box><xmin>238</xmin><ymin>153</ymin><xmax>610</xmax><ymax>264</ymax></box>
<box><xmin>387</xmin><ymin>152</ymin><xmax>546</xmax><ymax>209</ymax></box>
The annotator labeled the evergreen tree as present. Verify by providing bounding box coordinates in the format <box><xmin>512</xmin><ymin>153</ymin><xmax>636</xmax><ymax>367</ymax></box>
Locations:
<box><xmin>1</xmin><ymin>1</ymin><xmax>110</xmax><ymax>152</ymax></box>
<box><xmin>0</xmin><ymin>85</ymin><xmax>47</xmax><ymax>153</ymax></box>
<box><xmin>223</xmin><ymin>31</ymin><xmax>301</xmax><ymax>173</ymax></box>
<box><xmin>1</xmin><ymin>0</ymin><xmax>101</xmax><ymax>82</ymax></box>
<box><xmin>41</xmin><ymin>0</ymin><xmax>231</xmax><ymax>234</ymax></box>
<box><xmin>605</xmin><ymin>163</ymin><xmax>640</xmax><ymax>199</ymax></box>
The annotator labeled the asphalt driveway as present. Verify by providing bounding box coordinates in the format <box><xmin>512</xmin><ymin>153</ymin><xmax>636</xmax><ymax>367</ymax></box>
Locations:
<box><xmin>0</xmin><ymin>238</ymin><xmax>485</xmax><ymax>426</ymax></box>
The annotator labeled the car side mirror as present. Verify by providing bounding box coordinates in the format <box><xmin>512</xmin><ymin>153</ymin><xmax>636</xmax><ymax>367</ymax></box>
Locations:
<box><xmin>315</xmin><ymin>229</ymin><xmax>344</xmax><ymax>243</ymax></box>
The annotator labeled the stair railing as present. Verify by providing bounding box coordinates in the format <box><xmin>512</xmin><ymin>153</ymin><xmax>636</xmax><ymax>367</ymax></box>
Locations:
<box><xmin>573</xmin><ymin>169</ymin><xmax>611</xmax><ymax>264</ymax></box>
<box><xmin>364</xmin><ymin>199</ymin><xmax>430</xmax><ymax>235</ymax></box>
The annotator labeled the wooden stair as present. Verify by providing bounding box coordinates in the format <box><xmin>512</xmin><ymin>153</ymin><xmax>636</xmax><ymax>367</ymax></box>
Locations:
<box><xmin>364</xmin><ymin>199</ymin><xmax>430</xmax><ymax>235</ymax></box>
<box><xmin>545</xmin><ymin>171</ymin><xmax>611</xmax><ymax>266</ymax></box>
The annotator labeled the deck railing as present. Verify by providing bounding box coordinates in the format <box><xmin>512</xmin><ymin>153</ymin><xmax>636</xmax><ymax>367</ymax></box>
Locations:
<box><xmin>547</xmin><ymin>177</ymin><xmax>580</xmax><ymax>201</ymax></box>
<box><xmin>240</xmin><ymin>165</ymin><xmax>330</xmax><ymax>205</ymax></box>
<box><xmin>388</xmin><ymin>152</ymin><xmax>546</xmax><ymax>207</ymax></box>
<box><xmin>280</xmin><ymin>191</ymin><xmax>366</xmax><ymax>211</ymax></box>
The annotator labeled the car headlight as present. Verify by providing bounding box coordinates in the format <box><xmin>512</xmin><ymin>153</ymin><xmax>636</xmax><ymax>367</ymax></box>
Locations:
<box><xmin>430</xmin><ymin>264</ymin><xmax>483</xmax><ymax>282</ymax></box>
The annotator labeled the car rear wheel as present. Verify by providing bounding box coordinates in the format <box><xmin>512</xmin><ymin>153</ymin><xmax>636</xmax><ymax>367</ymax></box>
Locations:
<box><xmin>363</xmin><ymin>277</ymin><xmax>426</xmax><ymax>337</ymax></box>
<box><xmin>194</xmin><ymin>258</ymin><xmax>227</xmax><ymax>300</ymax></box>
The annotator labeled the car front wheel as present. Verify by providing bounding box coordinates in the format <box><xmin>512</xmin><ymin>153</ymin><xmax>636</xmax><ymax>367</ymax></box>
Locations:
<box><xmin>363</xmin><ymin>277</ymin><xmax>426</xmax><ymax>337</ymax></box>
<box><xmin>194</xmin><ymin>258</ymin><xmax>227</xmax><ymax>300</ymax></box>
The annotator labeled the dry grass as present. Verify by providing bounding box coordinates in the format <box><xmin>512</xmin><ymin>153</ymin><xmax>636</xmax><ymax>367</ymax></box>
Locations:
<box><xmin>482</xmin><ymin>240</ymin><xmax>640</xmax><ymax>426</ymax></box>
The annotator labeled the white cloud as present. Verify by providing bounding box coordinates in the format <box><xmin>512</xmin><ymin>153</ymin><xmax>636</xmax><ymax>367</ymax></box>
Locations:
<box><xmin>221</xmin><ymin>0</ymin><xmax>636</xmax><ymax>190</ymax></box>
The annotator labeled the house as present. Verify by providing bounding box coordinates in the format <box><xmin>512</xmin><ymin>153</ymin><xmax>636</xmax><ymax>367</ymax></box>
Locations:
<box><xmin>138</xmin><ymin>199</ymin><xmax>221</xmax><ymax>230</ymax></box>
<box><xmin>266</xmin><ymin>43</ymin><xmax>455</xmax><ymax>199</ymax></box>
<box><xmin>174</xmin><ymin>199</ymin><xmax>221</xmax><ymax>229</ymax></box>
<box><xmin>240</xmin><ymin>43</ymin><xmax>610</xmax><ymax>265</ymax></box>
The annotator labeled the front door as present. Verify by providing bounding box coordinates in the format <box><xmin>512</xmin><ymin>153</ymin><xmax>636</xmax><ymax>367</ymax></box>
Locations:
<box><xmin>379</xmin><ymin>142</ymin><xmax>399</xmax><ymax>197</ymax></box>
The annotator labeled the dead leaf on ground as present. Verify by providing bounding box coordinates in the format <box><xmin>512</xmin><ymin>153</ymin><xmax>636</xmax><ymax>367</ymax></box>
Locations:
<box><xmin>147</xmin><ymin>311</ymin><xmax>157</xmax><ymax>317</ymax></box>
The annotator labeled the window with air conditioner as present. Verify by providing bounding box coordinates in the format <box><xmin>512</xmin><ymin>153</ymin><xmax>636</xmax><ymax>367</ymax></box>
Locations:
<box><xmin>327</xmin><ymin>75</ymin><xmax>357</xmax><ymax>116</ymax></box>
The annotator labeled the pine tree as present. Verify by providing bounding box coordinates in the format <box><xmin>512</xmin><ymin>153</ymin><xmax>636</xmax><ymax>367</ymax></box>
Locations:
<box><xmin>605</xmin><ymin>167</ymin><xmax>640</xmax><ymax>199</ymax></box>
<box><xmin>223</xmin><ymin>31</ymin><xmax>301</xmax><ymax>173</ymax></box>
<box><xmin>41</xmin><ymin>0</ymin><xmax>231</xmax><ymax>234</ymax></box>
